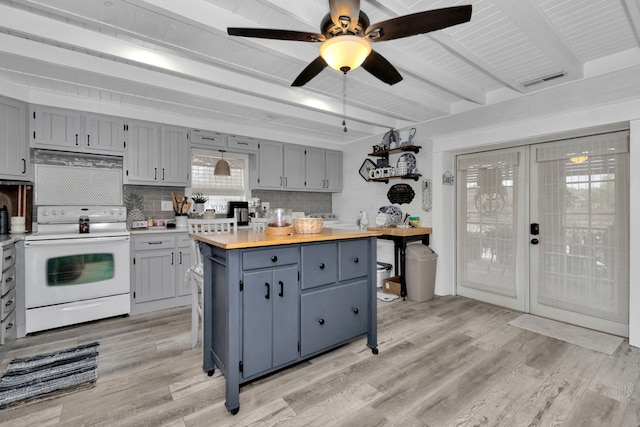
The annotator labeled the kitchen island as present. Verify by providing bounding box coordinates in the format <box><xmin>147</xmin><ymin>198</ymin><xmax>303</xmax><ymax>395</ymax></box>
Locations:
<box><xmin>192</xmin><ymin>228</ymin><xmax>382</xmax><ymax>414</ymax></box>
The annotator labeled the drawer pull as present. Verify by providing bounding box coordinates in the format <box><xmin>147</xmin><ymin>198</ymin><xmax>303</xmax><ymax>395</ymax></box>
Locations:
<box><xmin>353</xmin><ymin>257</ymin><xmax>359</xmax><ymax>263</ymax></box>
<box><xmin>265</xmin><ymin>282</ymin><xmax>270</xmax><ymax>300</ymax></box>
<box><xmin>271</xmin><ymin>255</ymin><xmax>278</xmax><ymax>263</ymax></box>
<box><xmin>6</xmin><ymin>322</ymin><xmax>13</xmax><ymax>330</ymax></box>
<box><xmin>278</xmin><ymin>281</ymin><xmax>284</xmax><ymax>297</ymax></box>
<box><xmin>148</xmin><ymin>241</ymin><xmax>163</xmax><ymax>245</ymax></box>
<box><xmin>318</xmin><ymin>318</ymin><xmax>325</xmax><ymax>326</ymax></box>
<box><xmin>5</xmin><ymin>277</ymin><xmax>13</xmax><ymax>283</ymax></box>
<box><xmin>5</xmin><ymin>300</ymin><xmax>13</xmax><ymax>307</ymax></box>
<box><xmin>4</xmin><ymin>255</ymin><xmax>12</xmax><ymax>261</ymax></box>
<box><xmin>352</xmin><ymin>307</ymin><xmax>359</xmax><ymax>314</ymax></box>
<box><xmin>319</xmin><ymin>263</ymin><xmax>325</xmax><ymax>270</ymax></box>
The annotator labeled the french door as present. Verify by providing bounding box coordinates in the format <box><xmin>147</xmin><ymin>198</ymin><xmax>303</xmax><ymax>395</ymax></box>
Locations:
<box><xmin>456</xmin><ymin>131</ymin><xmax>629</xmax><ymax>336</ymax></box>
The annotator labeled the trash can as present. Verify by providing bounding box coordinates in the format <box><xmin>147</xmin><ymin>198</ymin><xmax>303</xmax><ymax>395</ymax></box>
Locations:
<box><xmin>405</xmin><ymin>244</ymin><xmax>437</xmax><ymax>302</ymax></box>
<box><xmin>376</xmin><ymin>262</ymin><xmax>392</xmax><ymax>288</ymax></box>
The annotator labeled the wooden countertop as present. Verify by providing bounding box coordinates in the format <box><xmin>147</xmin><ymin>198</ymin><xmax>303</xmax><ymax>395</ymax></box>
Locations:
<box><xmin>366</xmin><ymin>226</ymin><xmax>432</xmax><ymax>236</ymax></box>
<box><xmin>191</xmin><ymin>228</ymin><xmax>383</xmax><ymax>249</ymax></box>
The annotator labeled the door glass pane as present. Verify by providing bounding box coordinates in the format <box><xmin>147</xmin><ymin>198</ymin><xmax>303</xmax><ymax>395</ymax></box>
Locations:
<box><xmin>457</xmin><ymin>153</ymin><xmax>519</xmax><ymax>297</ymax></box>
<box><xmin>536</xmin><ymin>149</ymin><xmax>629</xmax><ymax>323</ymax></box>
<box><xmin>47</xmin><ymin>253</ymin><xmax>114</xmax><ymax>286</ymax></box>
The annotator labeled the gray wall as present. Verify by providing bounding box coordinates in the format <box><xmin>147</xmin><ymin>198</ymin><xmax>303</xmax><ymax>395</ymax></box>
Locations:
<box><xmin>252</xmin><ymin>190</ymin><xmax>331</xmax><ymax>215</ymax></box>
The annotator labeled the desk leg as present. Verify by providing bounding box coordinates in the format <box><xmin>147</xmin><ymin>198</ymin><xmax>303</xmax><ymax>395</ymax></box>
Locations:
<box><xmin>399</xmin><ymin>240</ymin><xmax>407</xmax><ymax>300</ymax></box>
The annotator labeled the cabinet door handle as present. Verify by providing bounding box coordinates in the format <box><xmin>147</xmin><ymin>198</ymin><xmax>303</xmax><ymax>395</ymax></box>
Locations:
<box><xmin>179</xmin><ymin>251</ymin><xmax>183</xmax><ymax>264</ymax></box>
<box><xmin>162</xmin><ymin>168</ymin><xmax>165</xmax><ymax>180</ymax></box>
<box><xmin>22</xmin><ymin>159</ymin><xmax>26</xmax><ymax>174</ymax></box>
<box><xmin>75</xmin><ymin>134</ymin><xmax>79</xmax><ymax>145</ymax></box>
<box><xmin>265</xmin><ymin>282</ymin><xmax>270</xmax><ymax>300</ymax></box>
<box><xmin>318</xmin><ymin>318</ymin><xmax>325</xmax><ymax>325</ymax></box>
<box><xmin>319</xmin><ymin>263</ymin><xmax>325</xmax><ymax>270</ymax></box>
<box><xmin>352</xmin><ymin>307</ymin><xmax>359</xmax><ymax>314</ymax></box>
<box><xmin>284</xmin><ymin>177</ymin><xmax>287</xmax><ymax>187</ymax></box>
<box><xmin>353</xmin><ymin>257</ymin><xmax>359</xmax><ymax>263</ymax></box>
<box><xmin>271</xmin><ymin>255</ymin><xmax>278</xmax><ymax>263</ymax></box>
<box><xmin>154</xmin><ymin>168</ymin><xmax>157</xmax><ymax>180</ymax></box>
<box><xmin>171</xmin><ymin>252</ymin><xmax>174</xmax><ymax>265</ymax></box>
<box><xmin>278</xmin><ymin>281</ymin><xmax>284</xmax><ymax>297</ymax></box>
<box><xmin>280</xmin><ymin>177</ymin><xmax>283</xmax><ymax>186</ymax></box>
<box><xmin>87</xmin><ymin>134</ymin><xmax>90</xmax><ymax>146</ymax></box>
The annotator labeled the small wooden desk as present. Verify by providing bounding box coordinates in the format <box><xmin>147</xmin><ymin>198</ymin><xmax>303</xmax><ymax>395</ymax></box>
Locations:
<box><xmin>367</xmin><ymin>226</ymin><xmax>433</xmax><ymax>299</ymax></box>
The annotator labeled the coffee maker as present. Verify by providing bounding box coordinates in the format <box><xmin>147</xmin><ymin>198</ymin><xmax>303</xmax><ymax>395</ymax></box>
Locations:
<box><xmin>227</xmin><ymin>201</ymin><xmax>249</xmax><ymax>226</ymax></box>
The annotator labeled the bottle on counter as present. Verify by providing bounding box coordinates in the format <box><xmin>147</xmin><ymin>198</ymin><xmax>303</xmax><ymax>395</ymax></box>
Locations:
<box><xmin>0</xmin><ymin>205</ymin><xmax>8</xmax><ymax>235</ymax></box>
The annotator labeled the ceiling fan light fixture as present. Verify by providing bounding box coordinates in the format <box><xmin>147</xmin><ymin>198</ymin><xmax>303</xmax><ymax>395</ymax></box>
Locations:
<box><xmin>214</xmin><ymin>150</ymin><xmax>231</xmax><ymax>176</ymax></box>
<box><xmin>319</xmin><ymin>35</ymin><xmax>371</xmax><ymax>72</ymax></box>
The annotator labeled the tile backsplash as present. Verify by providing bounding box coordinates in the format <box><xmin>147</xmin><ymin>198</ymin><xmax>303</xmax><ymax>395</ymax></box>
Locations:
<box><xmin>251</xmin><ymin>190</ymin><xmax>331</xmax><ymax>215</ymax></box>
<box><xmin>124</xmin><ymin>186</ymin><xmax>333</xmax><ymax>221</ymax></box>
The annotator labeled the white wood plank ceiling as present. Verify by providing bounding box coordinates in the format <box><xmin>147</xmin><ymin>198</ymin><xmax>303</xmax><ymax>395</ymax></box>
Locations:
<box><xmin>0</xmin><ymin>0</ymin><xmax>638</xmax><ymax>147</ymax></box>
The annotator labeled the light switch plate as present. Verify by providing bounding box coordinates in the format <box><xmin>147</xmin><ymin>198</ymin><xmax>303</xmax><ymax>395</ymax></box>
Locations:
<box><xmin>161</xmin><ymin>201</ymin><xmax>174</xmax><ymax>211</ymax></box>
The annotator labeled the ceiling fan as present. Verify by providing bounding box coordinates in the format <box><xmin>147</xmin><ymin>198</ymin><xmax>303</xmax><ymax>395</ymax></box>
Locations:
<box><xmin>227</xmin><ymin>0</ymin><xmax>472</xmax><ymax>87</ymax></box>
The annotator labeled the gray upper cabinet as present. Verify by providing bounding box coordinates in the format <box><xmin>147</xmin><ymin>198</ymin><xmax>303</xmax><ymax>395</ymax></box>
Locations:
<box><xmin>85</xmin><ymin>113</ymin><xmax>126</xmax><ymax>153</ymax></box>
<box><xmin>253</xmin><ymin>142</ymin><xmax>343</xmax><ymax>192</ymax></box>
<box><xmin>191</xmin><ymin>129</ymin><xmax>227</xmax><ymax>149</ymax></box>
<box><xmin>283</xmin><ymin>144</ymin><xmax>306</xmax><ymax>190</ymax></box>
<box><xmin>30</xmin><ymin>106</ymin><xmax>125</xmax><ymax>154</ymax></box>
<box><xmin>256</xmin><ymin>140</ymin><xmax>284</xmax><ymax>189</ymax></box>
<box><xmin>305</xmin><ymin>147</ymin><xmax>343</xmax><ymax>192</ymax></box>
<box><xmin>0</xmin><ymin>97</ymin><xmax>30</xmax><ymax>181</ymax></box>
<box><xmin>124</xmin><ymin>122</ymin><xmax>190</xmax><ymax>186</ymax></box>
<box><xmin>227</xmin><ymin>135</ymin><xmax>259</xmax><ymax>153</ymax></box>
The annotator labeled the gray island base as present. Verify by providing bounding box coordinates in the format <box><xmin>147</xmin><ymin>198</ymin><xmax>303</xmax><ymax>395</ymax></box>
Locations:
<box><xmin>194</xmin><ymin>229</ymin><xmax>381</xmax><ymax>414</ymax></box>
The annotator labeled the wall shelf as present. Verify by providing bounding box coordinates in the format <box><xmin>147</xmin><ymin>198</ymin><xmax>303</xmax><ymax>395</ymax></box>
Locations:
<box><xmin>368</xmin><ymin>145</ymin><xmax>422</xmax><ymax>157</ymax></box>
<box><xmin>369</xmin><ymin>173</ymin><xmax>422</xmax><ymax>184</ymax></box>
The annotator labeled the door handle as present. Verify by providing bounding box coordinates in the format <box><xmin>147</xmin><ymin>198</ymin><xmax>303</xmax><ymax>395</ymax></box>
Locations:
<box><xmin>531</xmin><ymin>238</ymin><xmax>539</xmax><ymax>245</ymax></box>
<box><xmin>278</xmin><ymin>281</ymin><xmax>284</xmax><ymax>297</ymax></box>
<box><xmin>265</xmin><ymin>282</ymin><xmax>270</xmax><ymax>299</ymax></box>
<box><xmin>530</xmin><ymin>223</ymin><xmax>539</xmax><ymax>235</ymax></box>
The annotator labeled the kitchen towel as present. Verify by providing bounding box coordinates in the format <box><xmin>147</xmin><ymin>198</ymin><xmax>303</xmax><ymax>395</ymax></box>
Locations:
<box><xmin>0</xmin><ymin>342</ymin><xmax>99</xmax><ymax>408</ymax></box>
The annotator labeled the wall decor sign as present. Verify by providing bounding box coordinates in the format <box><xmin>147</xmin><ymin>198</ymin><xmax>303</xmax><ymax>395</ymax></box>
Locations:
<box><xmin>442</xmin><ymin>170</ymin><xmax>454</xmax><ymax>185</ymax></box>
<box><xmin>387</xmin><ymin>183</ymin><xmax>415</xmax><ymax>204</ymax></box>
<box><xmin>422</xmin><ymin>179</ymin><xmax>432</xmax><ymax>212</ymax></box>
<box><xmin>358</xmin><ymin>159</ymin><xmax>376</xmax><ymax>182</ymax></box>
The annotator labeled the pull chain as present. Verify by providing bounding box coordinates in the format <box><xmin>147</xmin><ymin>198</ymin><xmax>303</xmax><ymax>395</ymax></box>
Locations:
<box><xmin>342</xmin><ymin>70</ymin><xmax>348</xmax><ymax>132</ymax></box>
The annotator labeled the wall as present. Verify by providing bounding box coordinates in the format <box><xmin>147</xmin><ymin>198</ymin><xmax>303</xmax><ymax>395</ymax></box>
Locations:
<box><xmin>124</xmin><ymin>185</ymin><xmax>185</xmax><ymax>221</ymax></box>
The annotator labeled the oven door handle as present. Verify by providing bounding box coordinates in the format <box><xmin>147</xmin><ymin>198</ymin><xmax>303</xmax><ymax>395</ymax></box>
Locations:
<box><xmin>25</xmin><ymin>236</ymin><xmax>130</xmax><ymax>246</ymax></box>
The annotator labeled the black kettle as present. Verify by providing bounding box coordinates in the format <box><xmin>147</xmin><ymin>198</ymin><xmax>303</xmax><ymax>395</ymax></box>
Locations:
<box><xmin>0</xmin><ymin>205</ymin><xmax>8</xmax><ymax>235</ymax></box>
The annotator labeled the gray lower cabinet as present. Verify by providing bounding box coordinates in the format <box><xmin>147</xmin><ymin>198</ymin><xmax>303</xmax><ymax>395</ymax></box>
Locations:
<box><xmin>130</xmin><ymin>233</ymin><xmax>191</xmax><ymax>314</ymax></box>
<box><xmin>200</xmin><ymin>236</ymin><xmax>378</xmax><ymax>414</ymax></box>
<box><xmin>1</xmin><ymin>243</ymin><xmax>17</xmax><ymax>345</ymax></box>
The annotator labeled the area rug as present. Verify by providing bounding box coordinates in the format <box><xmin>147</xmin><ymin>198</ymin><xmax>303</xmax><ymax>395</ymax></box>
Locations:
<box><xmin>0</xmin><ymin>342</ymin><xmax>99</xmax><ymax>408</ymax></box>
<box><xmin>508</xmin><ymin>314</ymin><xmax>623</xmax><ymax>355</ymax></box>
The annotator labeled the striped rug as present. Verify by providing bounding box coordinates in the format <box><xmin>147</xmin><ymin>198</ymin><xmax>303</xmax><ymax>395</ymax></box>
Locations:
<box><xmin>0</xmin><ymin>342</ymin><xmax>99</xmax><ymax>408</ymax></box>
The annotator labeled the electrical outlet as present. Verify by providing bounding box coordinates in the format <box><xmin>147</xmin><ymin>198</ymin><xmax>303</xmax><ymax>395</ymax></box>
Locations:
<box><xmin>161</xmin><ymin>200</ymin><xmax>174</xmax><ymax>211</ymax></box>
<box><xmin>261</xmin><ymin>202</ymin><xmax>270</xmax><ymax>211</ymax></box>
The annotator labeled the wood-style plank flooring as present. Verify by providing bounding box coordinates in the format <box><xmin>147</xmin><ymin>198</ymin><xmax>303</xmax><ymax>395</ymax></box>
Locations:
<box><xmin>1</xmin><ymin>296</ymin><xmax>639</xmax><ymax>426</ymax></box>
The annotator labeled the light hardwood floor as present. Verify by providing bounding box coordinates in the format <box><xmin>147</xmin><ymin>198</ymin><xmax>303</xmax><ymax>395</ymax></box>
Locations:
<box><xmin>1</xmin><ymin>295</ymin><xmax>639</xmax><ymax>426</ymax></box>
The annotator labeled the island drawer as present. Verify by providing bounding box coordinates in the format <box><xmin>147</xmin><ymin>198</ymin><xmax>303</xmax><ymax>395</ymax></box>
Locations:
<box><xmin>339</xmin><ymin>239</ymin><xmax>369</xmax><ymax>281</ymax></box>
<box><xmin>300</xmin><ymin>242</ymin><xmax>338</xmax><ymax>290</ymax></box>
<box><xmin>300</xmin><ymin>280</ymin><xmax>367</xmax><ymax>356</ymax></box>
<box><xmin>242</xmin><ymin>247</ymin><xmax>298</xmax><ymax>270</ymax></box>
<box><xmin>134</xmin><ymin>235</ymin><xmax>176</xmax><ymax>251</ymax></box>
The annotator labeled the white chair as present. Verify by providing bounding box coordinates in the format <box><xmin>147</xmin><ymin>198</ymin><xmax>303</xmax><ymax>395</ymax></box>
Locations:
<box><xmin>186</xmin><ymin>218</ymin><xmax>237</xmax><ymax>347</ymax></box>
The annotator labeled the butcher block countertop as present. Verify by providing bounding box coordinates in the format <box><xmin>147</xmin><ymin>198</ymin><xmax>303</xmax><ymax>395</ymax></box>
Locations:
<box><xmin>191</xmin><ymin>228</ymin><xmax>382</xmax><ymax>249</ymax></box>
<box><xmin>367</xmin><ymin>226</ymin><xmax>432</xmax><ymax>236</ymax></box>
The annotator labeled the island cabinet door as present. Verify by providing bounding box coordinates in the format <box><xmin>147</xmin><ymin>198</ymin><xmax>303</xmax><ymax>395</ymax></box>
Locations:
<box><xmin>242</xmin><ymin>266</ymin><xmax>299</xmax><ymax>379</ymax></box>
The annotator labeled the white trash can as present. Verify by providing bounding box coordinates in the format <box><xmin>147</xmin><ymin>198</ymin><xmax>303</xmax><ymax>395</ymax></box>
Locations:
<box><xmin>405</xmin><ymin>244</ymin><xmax>437</xmax><ymax>302</ymax></box>
<box><xmin>376</xmin><ymin>262</ymin><xmax>392</xmax><ymax>288</ymax></box>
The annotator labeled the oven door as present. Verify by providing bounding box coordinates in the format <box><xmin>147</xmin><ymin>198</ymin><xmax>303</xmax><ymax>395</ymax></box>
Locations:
<box><xmin>24</xmin><ymin>236</ymin><xmax>130</xmax><ymax>308</ymax></box>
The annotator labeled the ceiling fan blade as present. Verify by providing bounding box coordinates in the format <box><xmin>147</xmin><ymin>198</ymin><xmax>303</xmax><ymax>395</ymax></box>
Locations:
<box><xmin>228</xmin><ymin>28</ymin><xmax>324</xmax><ymax>42</ymax></box>
<box><xmin>291</xmin><ymin>57</ymin><xmax>328</xmax><ymax>87</ymax></box>
<box><xmin>329</xmin><ymin>0</ymin><xmax>360</xmax><ymax>31</ymax></box>
<box><xmin>365</xmin><ymin>5</ymin><xmax>472</xmax><ymax>42</ymax></box>
<box><xmin>361</xmin><ymin>50</ymin><xmax>403</xmax><ymax>85</ymax></box>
